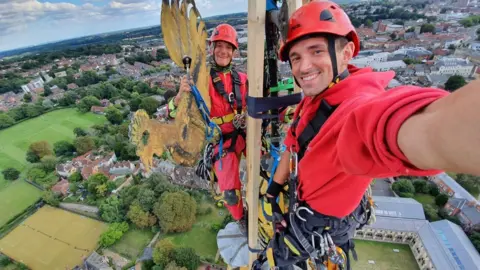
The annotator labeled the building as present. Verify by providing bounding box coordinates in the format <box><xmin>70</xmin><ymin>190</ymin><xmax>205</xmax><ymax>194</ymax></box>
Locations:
<box><xmin>434</xmin><ymin>57</ymin><xmax>476</xmax><ymax>77</ymax></box>
<box><xmin>371</xmin><ymin>60</ymin><xmax>406</xmax><ymax>71</ymax></box>
<box><xmin>355</xmin><ymin>196</ymin><xmax>480</xmax><ymax>270</ymax></box>
<box><xmin>21</xmin><ymin>77</ymin><xmax>44</xmax><ymax>93</ymax></box>
<box><xmin>429</xmin><ymin>173</ymin><xmax>477</xmax><ymax>201</ymax></box>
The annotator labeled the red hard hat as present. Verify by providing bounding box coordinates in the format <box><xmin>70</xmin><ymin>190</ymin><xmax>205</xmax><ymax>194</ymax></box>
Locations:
<box><xmin>210</xmin><ymin>24</ymin><xmax>238</xmax><ymax>49</ymax></box>
<box><xmin>279</xmin><ymin>0</ymin><xmax>360</xmax><ymax>61</ymax></box>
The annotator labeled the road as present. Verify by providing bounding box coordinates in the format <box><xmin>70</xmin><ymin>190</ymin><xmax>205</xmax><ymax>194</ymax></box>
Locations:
<box><xmin>371</xmin><ymin>178</ymin><xmax>395</xmax><ymax>197</ymax></box>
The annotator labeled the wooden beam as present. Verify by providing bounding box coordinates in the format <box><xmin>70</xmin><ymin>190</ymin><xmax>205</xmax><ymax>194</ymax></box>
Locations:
<box><xmin>246</xmin><ymin>0</ymin><xmax>265</xmax><ymax>268</ymax></box>
<box><xmin>287</xmin><ymin>0</ymin><xmax>303</xmax><ymax>93</ymax></box>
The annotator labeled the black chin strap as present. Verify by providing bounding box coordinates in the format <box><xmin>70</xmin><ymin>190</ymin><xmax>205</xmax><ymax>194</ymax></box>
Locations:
<box><xmin>327</xmin><ymin>35</ymin><xmax>338</xmax><ymax>80</ymax></box>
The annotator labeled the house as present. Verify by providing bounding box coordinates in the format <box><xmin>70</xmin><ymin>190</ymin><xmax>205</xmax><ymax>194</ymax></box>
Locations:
<box><xmin>21</xmin><ymin>77</ymin><xmax>44</xmax><ymax>93</ymax></box>
<box><xmin>51</xmin><ymin>178</ymin><xmax>69</xmax><ymax>196</ymax></box>
<box><xmin>109</xmin><ymin>161</ymin><xmax>135</xmax><ymax>175</ymax></box>
<box><xmin>56</xmin><ymin>162</ymin><xmax>77</xmax><ymax>178</ymax></box>
<box><xmin>444</xmin><ymin>198</ymin><xmax>480</xmax><ymax>231</ymax></box>
<box><xmin>434</xmin><ymin>57</ymin><xmax>476</xmax><ymax>78</ymax></box>
<box><xmin>429</xmin><ymin>173</ymin><xmax>477</xmax><ymax>201</ymax></box>
<box><xmin>371</xmin><ymin>60</ymin><xmax>406</xmax><ymax>72</ymax></box>
<box><xmin>83</xmin><ymin>251</ymin><xmax>113</xmax><ymax>270</ymax></box>
<box><xmin>100</xmin><ymin>99</ymin><xmax>110</xmax><ymax>107</ymax></box>
<box><xmin>91</xmin><ymin>106</ymin><xmax>106</xmax><ymax>114</ymax></box>
<box><xmin>54</xmin><ymin>71</ymin><xmax>67</xmax><ymax>78</ymax></box>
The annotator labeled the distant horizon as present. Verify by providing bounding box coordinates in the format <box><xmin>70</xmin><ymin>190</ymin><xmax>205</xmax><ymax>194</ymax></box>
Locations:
<box><xmin>0</xmin><ymin>0</ymin><xmax>249</xmax><ymax>53</ymax></box>
<box><xmin>0</xmin><ymin>10</ymin><xmax>248</xmax><ymax>55</ymax></box>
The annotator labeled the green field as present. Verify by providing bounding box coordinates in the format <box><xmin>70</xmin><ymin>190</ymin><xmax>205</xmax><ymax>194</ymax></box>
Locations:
<box><xmin>351</xmin><ymin>240</ymin><xmax>419</xmax><ymax>270</ymax></box>
<box><xmin>0</xmin><ymin>180</ymin><xmax>42</xmax><ymax>227</ymax></box>
<box><xmin>163</xmin><ymin>202</ymin><xmax>225</xmax><ymax>259</ymax></box>
<box><xmin>111</xmin><ymin>229</ymin><xmax>155</xmax><ymax>260</ymax></box>
<box><xmin>0</xmin><ymin>108</ymin><xmax>105</xmax><ymax>227</ymax></box>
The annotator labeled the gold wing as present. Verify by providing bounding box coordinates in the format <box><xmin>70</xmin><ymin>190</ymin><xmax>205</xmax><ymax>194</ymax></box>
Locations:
<box><xmin>161</xmin><ymin>0</ymin><xmax>210</xmax><ymax>110</ymax></box>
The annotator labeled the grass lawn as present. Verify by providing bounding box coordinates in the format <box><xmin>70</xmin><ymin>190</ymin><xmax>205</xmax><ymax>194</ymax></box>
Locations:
<box><xmin>110</xmin><ymin>229</ymin><xmax>155</xmax><ymax>260</ymax></box>
<box><xmin>163</xmin><ymin>201</ymin><xmax>225</xmax><ymax>260</ymax></box>
<box><xmin>0</xmin><ymin>180</ymin><xmax>42</xmax><ymax>227</ymax></box>
<box><xmin>0</xmin><ymin>108</ymin><xmax>105</xmax><ymax>227</ymax></box>
<box><xmin>351</xmin><ymin>240</ymin><xmax>419</xmax><ymax>270</ymax></box>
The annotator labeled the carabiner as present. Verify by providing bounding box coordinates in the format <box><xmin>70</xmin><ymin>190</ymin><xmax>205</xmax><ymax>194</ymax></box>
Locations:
<box><xmin>295</xmin><ymin>206</ymin><xmax>314</xmax><ymax>222</ymax></box>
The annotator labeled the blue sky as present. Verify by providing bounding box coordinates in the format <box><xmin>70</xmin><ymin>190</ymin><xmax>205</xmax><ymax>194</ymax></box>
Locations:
<box><xmin>0</xmin><ymin>0</ymin><xmax>248</xmax><ymax>52</ymax></box>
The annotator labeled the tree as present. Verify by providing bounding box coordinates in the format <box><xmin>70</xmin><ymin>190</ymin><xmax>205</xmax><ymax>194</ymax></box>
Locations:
<box><xmin>27</xmin><ymin>167</ymin><xmax>46</xmax><ymax>182</ymax></box>
<box><xmin>140</xmin><ymin>97</ymin><xmax>161</xmax><ymax>116</ymax></box>
<box><xmin>87</xmin><ymin>173</ymin><xmax>109</xmax><ymax>197</ymax></box>
<box><xmin>390</xmin><ymin>32</ymin><xmax>397</xmax><ymax>40</ymax></box>
<box><xmin>98</xmin><ymin>222</ymin><xmax>129</xmax><ymax>247</ymax></box>
<box><xmin>173</xmin><ymin>247</ymin><xmax>200</xmax><ymax>270</ymax></box>
<box><xmin>68</xmin><ymin>171</ymin><xmax>83</xmax><ymax>182</ymax></box>
<box><xmin>40</xmin><ymin>155</ymin><xmax>57</xmax><ymax>172</ymax></box>
<box><xmin>138</xmin><ymin>188</ymin><xmax>156</xmax><ymax>212</ymax></box>
<box><xmin>0</xmin><ymin>113</ymin><xmax>15</xmax><ymax>129</ymax></box>
<box><xmin>99</xmin><ymin>196</ymin><xmax>124</xmax><ymax>223</ymax></box>
<box><xmin>42</xmin><ymin>99</ymin><xmax>54</xmax><ymax>109</ymax></box>
<box><xmin>365</xmin><ymin>19</ymin><xmax>373</xmax><ymax>27</ymax></box>
<box><xmin>73</xmin><ymin>127</ymin><xmax>87</xmax><ymax>137</ymax></box>
<box><xmin>420</xmin><ymin>23</ymin><xmax>435</xmax><ymax>34</ymax></box>
<box><xmin>154</xmin><ymin>191</ymin><xmax>196</xmax><ymax>233</ymax></box>
<box><xmin>444</xmin><ymin>75</ymin><xmax>466</xmax><ymax>92</ymax></box>
<box><xmin>392</xmin><ymin>179</ymin><xmax>415</xmax><ymax>197</ymax></box>
<box><xmin>42</xmin><ymin>190</ymin><xmax>60</xmax><ymax>206</ymax></box>
<box><xmin>105</xmin><ymin>106</ymin><xmax>124</xmax><ymax>125</ymax></box>
<box><xmin>435</xmin><ymin>193</ymin><xmax>449</xmax><ymax>207</ymax></box>
<box><xmin>53</xmin><ymin>140</ymin><xmax>75</xmax><ymax>156</ymax></box>
<box><xmin>413</xmin><ymin>180</ymin><xmax>429</xmax><ymax>194</ymax></box>
<box><xmin>74</xmin><ymin>136</ymin><xmax>95</xmax><ymax>154</ymax></box>
<box><xmin>455</xmin><ymin>173</ymin><xmax>480</xmax><ymax>197</ymax></box>
<box><xmin>26</xmin><ymin>150</ymin><xmax>40</xmax><ymax>163</ymax></box>
<box><xmin>153</xmin><ymin>239</ymin><xmax>176</xmax><ymax>266</ymax></box>
<box><xmin>28</xmin><ymin>141</ymin><xmax>53</xmax><ymax>159</ymax></box>
<box><xmin>165</xmin><ymin>261</ymin><xmax>188</xmax><ymax>270</ymax></box>
<box><xmin>423</xmin><ymin>204</ymin><xmax>439</xmax><ymax>221</ymax></box>
<box><xmin>2</xmin><ymin>168</ymin><xmax>20</xmax><ymax>181</ymax></box>
<box><xmin>23</xmin><ymin>93</ymin><xmax>32</xmax><ymax>102</ymax></box>
<box><xmin>127</xmin><ymin>201</ymin><xmax>157</xmax><ymax>229</ymax></box>
<box><xmin>429</xmin><ymin>183</ymin><xmax>440</xmax><ymax>196</ymax></box>
<box><xmin>129</xmin><ymin>97</ymin><xmax>142</xmax><ymax>111</ymax></box>
<box><xmin>77</xmin><ymin>95</ymin><xmax>101</xmax><ymax>113</ymax></box>
<box><xmin>44</xmin><ymin>85</ymin><xmax>52</xmax><ymax>96</ymax></box>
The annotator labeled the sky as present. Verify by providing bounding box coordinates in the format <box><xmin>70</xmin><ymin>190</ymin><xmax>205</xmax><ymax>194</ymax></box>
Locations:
<box><xmin>0</xmin><ymin>0</ymin><xmax>248</xmax><ymax>52</ymax></box>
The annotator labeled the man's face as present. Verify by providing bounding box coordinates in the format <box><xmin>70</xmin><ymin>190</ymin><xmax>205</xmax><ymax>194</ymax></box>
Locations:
<box><xmin>214</xmin><ymin>41</ymin><xmax>234</xmax><ymax>67</ymax></box>
<box><xmin>289</xmin><ymin>36</ymin><xmax>350</xmax><ymax>97</ymax></box>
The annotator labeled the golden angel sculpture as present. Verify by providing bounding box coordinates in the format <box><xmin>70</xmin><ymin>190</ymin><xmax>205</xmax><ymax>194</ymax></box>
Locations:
<box><xmin>129</xmin><ymin>0</ymin><xmax>217</xmax><ymax>172</ymax></box>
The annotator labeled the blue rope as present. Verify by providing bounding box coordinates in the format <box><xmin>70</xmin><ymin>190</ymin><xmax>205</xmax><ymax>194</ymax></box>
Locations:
<box><xmin>190</xmin><ymin>84</ymin><xmax>224</xmax><ymax>170</ymax></box>
<box><xmin>267</xmin><ymin>143</ymin><xmax>285</xmax><ymax>203</ymax></box>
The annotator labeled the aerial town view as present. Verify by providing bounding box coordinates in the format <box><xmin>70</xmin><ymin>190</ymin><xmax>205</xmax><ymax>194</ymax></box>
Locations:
<box><xmin>0</xmin><ymin>0</ymin><xmax>480</xmax><ymax>270</ymax></box>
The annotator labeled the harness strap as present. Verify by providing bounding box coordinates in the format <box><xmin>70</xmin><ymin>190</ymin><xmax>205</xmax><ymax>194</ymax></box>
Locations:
<box><xmin>210</xmin><ymin>68</ymin><xmax>243</xmax><ymax>113</ymax></box>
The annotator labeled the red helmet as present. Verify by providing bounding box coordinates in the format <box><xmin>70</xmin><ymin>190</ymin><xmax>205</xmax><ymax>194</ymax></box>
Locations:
<box><xmin>210</xmin><ymin>24</ymin><xmax>238</xmax><ymax>49</ymax></box>
<box><xmin>278</xmin><ymin>0</ymin><xmax>360</xmax><ymax>61</ymax></box>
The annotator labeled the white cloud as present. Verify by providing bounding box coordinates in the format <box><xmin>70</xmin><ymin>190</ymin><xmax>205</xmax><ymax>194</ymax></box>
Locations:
<box><xmin>0</xmin><ymin>0</ymin><xmax>247</xmax><ymax>52</ymax></box>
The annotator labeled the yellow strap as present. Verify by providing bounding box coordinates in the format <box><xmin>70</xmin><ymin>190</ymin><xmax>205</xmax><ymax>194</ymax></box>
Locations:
<box><xmin>211</xmin><ymin>113</ymin><xmax>235</xmax><ymax>125</ymax></box>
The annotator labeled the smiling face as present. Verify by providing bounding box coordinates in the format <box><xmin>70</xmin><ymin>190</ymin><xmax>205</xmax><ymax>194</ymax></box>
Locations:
<box><xmin>213</xmin><ymin>40</ymin><xmax>234</xmax><ymax>67</ymax></box>
<box><xmin>289</xmin><ymin>36</ymin><xmax>354</xmax><ymax>97</ymax></box>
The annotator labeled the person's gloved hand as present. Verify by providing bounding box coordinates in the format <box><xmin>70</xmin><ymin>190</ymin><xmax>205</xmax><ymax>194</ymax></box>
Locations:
<box><xmin>266</xmin><ymin>195</ymin><xmax>287</xmax><ymax>228</ymax></box>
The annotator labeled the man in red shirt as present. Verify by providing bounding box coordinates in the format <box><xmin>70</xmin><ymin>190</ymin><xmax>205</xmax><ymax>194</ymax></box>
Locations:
<box><xmin>263</xmin><ymin>0</ymin><xmax>480</xmax><ymax>268</ymax></box>
<box><xmin>169</xmin><ymin>24</ymin><xmax>248</xmax><ymax>224</ymax></box>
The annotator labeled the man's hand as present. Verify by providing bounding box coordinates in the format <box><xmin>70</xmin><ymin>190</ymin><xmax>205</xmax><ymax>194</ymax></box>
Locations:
<box><xmin>174</xmin><ymin>75</ymin><xmax>193</xmax><ymax>106</ymax></box>
<box><xmin>266</xmin><ymin>195</ymin><xmax>287</xmax><ymax>228</ymax></box>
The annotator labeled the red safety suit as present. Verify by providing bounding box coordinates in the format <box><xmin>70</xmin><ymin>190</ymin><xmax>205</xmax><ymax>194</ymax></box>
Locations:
<box><xmin>209</xmin><ymin>69</ymin><xmax>248</xmax><ymax>220</ymax></box>
<box><xmin>284</xmin><ymin>65</ymin><xmax>449</xmax><ymax>218</ymax></box>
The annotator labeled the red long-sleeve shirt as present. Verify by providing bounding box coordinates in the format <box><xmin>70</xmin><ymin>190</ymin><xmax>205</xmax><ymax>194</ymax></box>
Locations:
<box><xmin>283</xmin><ymin>65</ymin><xmax>449</xmax><ymax>218</ymax></box>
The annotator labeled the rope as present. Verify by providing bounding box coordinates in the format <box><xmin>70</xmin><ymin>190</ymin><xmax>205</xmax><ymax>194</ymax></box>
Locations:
<box><xmin>190</xmin><ymin>84</ymin><xmax>224</xmax><ymax>169</ymax></box>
